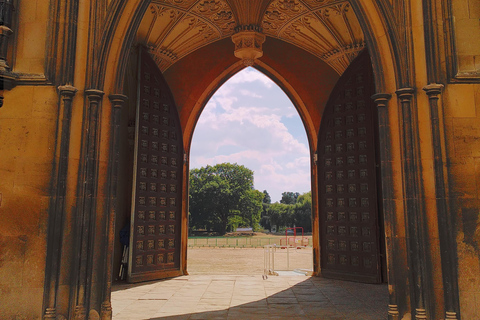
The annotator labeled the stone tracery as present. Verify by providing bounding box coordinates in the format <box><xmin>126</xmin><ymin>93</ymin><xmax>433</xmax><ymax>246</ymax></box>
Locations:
<box><xmin>141</xmin><ymin>0</ymin><xmax>365</xmax><ymax>73</ymax></box>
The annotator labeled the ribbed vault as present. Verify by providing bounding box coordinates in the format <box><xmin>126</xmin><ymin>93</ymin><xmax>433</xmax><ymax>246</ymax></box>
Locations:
<box><xmin>135</xmin><ymin>0</ymin><xmax>365</xmax><ymax>74</ymax></box>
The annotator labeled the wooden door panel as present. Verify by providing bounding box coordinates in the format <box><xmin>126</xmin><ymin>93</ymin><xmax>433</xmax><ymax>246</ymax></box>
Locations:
<box><xmin>318</xmin><ymin>51</ymin><xmax>382</xmax><ymax>283</ymax></box>
<box><xmin>128</xmin><ymin>48</ymin><xmax>183</xmax><ymax>283</ymax></box>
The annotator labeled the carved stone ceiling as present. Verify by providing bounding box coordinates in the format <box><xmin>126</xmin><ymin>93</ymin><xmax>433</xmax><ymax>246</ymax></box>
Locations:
<box><xmin>136</xmin><ymin>0</ymin><xmax>365</xmax><ymax>74</ymax></box>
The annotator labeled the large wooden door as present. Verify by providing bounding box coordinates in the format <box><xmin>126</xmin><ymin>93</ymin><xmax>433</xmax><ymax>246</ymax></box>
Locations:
<box><xmin>128</xmin><ymin>48</ymin><xmax>184</xmax><ymax>283</ymax></box>
<box><xmin>317</xmin><ymin>51</ymin><xmax>383</xmax><ymax>283</ymax></box>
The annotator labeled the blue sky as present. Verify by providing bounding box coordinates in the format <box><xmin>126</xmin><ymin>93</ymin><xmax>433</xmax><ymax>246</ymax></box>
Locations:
<box><xmin>190</xmin><ymin>67</ymin><xmax>311</xmax><ymax>203</ymax></box>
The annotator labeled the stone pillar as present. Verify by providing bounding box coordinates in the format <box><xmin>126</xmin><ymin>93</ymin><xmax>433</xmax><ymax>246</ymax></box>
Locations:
<box><xmin>181</xmin><ymin>151</ymin><xmax>189</xmax><ymax>276</ymax></box>
<box><xmin>73</xmin><ymin>89</ymin><xmax>105</xmax><ymax>320</ymax></box>
<box><xmin>0</xmin><ymin>0</ymin><xmax>15</xmax><ymax>108</ymax></box>
<box><xmin>0</xmin><ymin>0</ymin><xmax>14</xmax><ymax>72</ymax></box>
<box><xmin>100</xmin><ymin>94</ymin><xmax>127</xmax><ymax>320</ymax></box>
<box><xmin>43</xmin><ymin>85</ymin><xmax>78</xmax><ymax>319</ymax></box>
<box><xmin>372</xmin><ymin>93</ymin><xmax>398</xmax><ymax>320</ymax></box>
<box><xmin>396</xmin><ymin>88</ymin><xmax>428</xmax><ymax>320</ymax></box>
<box><xmin>423</xmin><ymin>84</ymin><xmax>459</xmax><ymax>320</ymax></box>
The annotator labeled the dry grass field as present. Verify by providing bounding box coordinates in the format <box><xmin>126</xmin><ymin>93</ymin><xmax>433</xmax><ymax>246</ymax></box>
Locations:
<box><xmin>186</xmin><ymin>247</ymin><xmax>313</xmax><ymax>275</ymax></box>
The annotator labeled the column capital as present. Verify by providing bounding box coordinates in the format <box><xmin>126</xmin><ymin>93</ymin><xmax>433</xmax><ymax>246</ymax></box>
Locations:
<box><xmin>371</xmin><ymin>93</ymin><xmax>392</xmax><ymax>107</ymax></box>
<box><xmin>108</xmin><ymin>94</ymin><xmax>128</xmax><ymax>108</ymax></box>
<box><xmin>395</xmin><ymin>87</ymin><xmax>415</xmax><ymax>101</ymax></box>
<box><xmin>85</xmin><ymin>89</ymin><xmax>105</xmax><ymax>101</ymax></box>
<box><xmin>58</xmin><ymin>85</ymin><xmax>78</xmax><ymax>98</ymax></box>
<box><xmin>423</xmin><ymin>83</ymin><xmax>444</xmax><ymax>97</ymax></box>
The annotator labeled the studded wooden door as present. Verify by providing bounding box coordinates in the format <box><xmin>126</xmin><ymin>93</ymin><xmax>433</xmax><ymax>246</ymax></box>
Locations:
<box><xmin>128</xmin><ymin>48</ymin><xmax>184</xmax><ymax>283</ymax></box>
<box><xmin>317</xmin><ymin>51</ymin><xmax>383</xmax><ymax>283</ymax></box>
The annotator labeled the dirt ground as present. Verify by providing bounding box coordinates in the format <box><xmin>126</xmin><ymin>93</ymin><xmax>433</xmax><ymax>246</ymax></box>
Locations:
<box><xmin>186</xmin><ymin>247</ymin><xmax>313</xmax><ymax>275</ymax></box>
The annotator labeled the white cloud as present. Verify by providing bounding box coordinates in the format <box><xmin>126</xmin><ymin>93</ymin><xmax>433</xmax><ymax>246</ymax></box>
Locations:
<box><xmin>190</xmin><ymin>68</ymin><xmax>311</xmax><ymax>202</ymax></box>
<box><xmin>228</xmin><ymin>67</ymin><xmax>273</xmax><ymax>88</ymax></box>
<box><xmin>240</xmin><ymin>89</ymin><xmax>262</xmax><ymax>98</ymax></box>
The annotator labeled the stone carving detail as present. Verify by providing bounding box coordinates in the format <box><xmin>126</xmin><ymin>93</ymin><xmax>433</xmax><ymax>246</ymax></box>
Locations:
<box><xmin>146</xmin><ymin>3</ymin><xmax>222</xmax><ymax>71</ymax></box>
<box><xmin>140</xmin><ymin>0</ymin><xmax>365</xmax><ymax>74</ymax></box>
<box><xmin>263</xmin><ymin>9</ymin><xmax>287</xmax><ymax>32</ymax></box>
<box><xmin>231</xmin><ymin>28</ymin><xmax>266</xmax><ymax>66</ymax></box>
<box><xmin>191</xmin><ymin>0</ymin><xmax>236</xmax><ymax>35</ymax></box>
<box><xmin>156</xmin><ymin>0</ymin><xmax>198</xmax><ymax>9</ymax></box>
<box><xmin>277</xmin><ymin>0</ymin><xmax>306</xmax><ymax>13</ymax></box>
<box><xmin>302</xmin><ymin>0</ymin><xmax>340</xmax><ymax>8</ymax></box>
<box><xmin>263</xmin><ymin>0</ymin><xmax>364</xmax><ymax>74</ymax></box>
<box><xmin>322</xmin><ymin>42</ymin><xmax>366</xmax><ymax>75</ymax></box>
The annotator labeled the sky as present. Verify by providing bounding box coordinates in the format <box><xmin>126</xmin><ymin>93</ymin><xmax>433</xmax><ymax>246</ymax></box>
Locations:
<box><xmin>189</xmin><ymin>67</ymin><xmax>311</xmax><ymax>203</ymax></box>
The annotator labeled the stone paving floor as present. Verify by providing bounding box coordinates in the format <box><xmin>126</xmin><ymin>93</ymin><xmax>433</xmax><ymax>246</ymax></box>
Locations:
<box><xmin>112</xmin><ymin>274</ymin><xmax>389</xmax><ymax>320</ymax></box>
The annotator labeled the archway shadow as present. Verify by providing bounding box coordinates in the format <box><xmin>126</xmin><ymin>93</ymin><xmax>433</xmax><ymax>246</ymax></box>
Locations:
<box><xmin>112</xmin><ymin>275</ymin><xmax>388</xmax><ymax>320</ymax></box>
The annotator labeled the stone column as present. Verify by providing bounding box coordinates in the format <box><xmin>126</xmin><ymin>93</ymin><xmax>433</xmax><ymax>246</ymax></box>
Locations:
<box><xmin>423</xmin><ymin>84</ymin><xmax>459</xmax><ymax>320</ymax></box>
<box><xmin>396</xmin><ymin>88</ymin><xmax>428</xmax><ymax>320</ymax></box>
<box><xmin>181</xmin><ymin>151</ymin><xmax>189</xmax><ymax>276</ymax></box>
<box><xmin>0</xmin><ymin>0</ymin><xmax>15</xmax><ymax>108</ymax></box>
<box><xmin>73</xmin><ymin>89</ymin><xmax>105</xmax><ymax>320</ymax></box>
<box><xmin>0</xmin><ymin>0</ymin><xmax>14</xmax><ymax>72</ymax></box>
<box><xmin>43</xmin><ymin>85</ymin><xmax>78</xmax><ymax>319</ymax></box>
<box><xmin>100</xmin><ymin>94</ymin><xmax>127</xmax><ymax>320</ymax></box>
<box><xmin>372</xmin><ymin>93</ymin><xmax>398</xmax><ymax>320</ymax></box>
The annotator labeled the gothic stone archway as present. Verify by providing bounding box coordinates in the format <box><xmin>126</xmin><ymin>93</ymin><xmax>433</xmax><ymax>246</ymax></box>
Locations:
<box><xmin>35</xmin><ymin>1</ymin><xmax>463</xmax><ymax>319</ymax></box>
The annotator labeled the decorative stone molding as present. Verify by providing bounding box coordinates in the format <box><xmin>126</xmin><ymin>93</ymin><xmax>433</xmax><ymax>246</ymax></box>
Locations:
<box><xmin>85</xmin><ymin>89</ymin><xmax>105</xmax><ymax>102</ymax></box>
<box><xmin>0</xmin><ymin>0</ymin><xmax>14</xmax><ymax>107</ymax></box>
<box><xmin>59</xmin><ymin>85</ymin><xmax>78</xmax><ymax>97</ymax></box>
<box><xmin>388</xmin><ymin>305</ymin><xmax>399</xmax><ymax>319</ymax></box>
<box><xmin>415</xmin><ymin>308</ymin><xmax>427</xmax><ymax>320</ymax></box>
<box><xmin>109</xmin><ymin>94</ymin><xmax>128</xmax><ymax>108</ymax></box>
<box><xmin>74</xmin><ymin>306</ymin><xmax>86</xmax><ymax>320</ymax></box>
<box><xmin>231</xmin><ymin>27</ymin><xmax>266</xmax><ymax>66</ymax></box>
<box><xmin>43</xmin><ymin>85</ymin><xmax>78</xmax><ymax>320</ymax></box>
<box><xmin>395</xmin><ymin>87</ymin><xmax>415</xmax><ymax>102</ymax></box>
<box><xmin>445</xmin><ymin>311</ymin><xmax>458</xmax><ymax>320</ymax></box>
<box><xmin>150</xmin><ymin>47</ymin><xmax>178</xmax><ymax>72</ymax></box>
<box><xmin>423</xmin><ymin>83</ymin><xmax>443</xmax><ymax>97</ymax></box>
<box><xmin>72</xmin><ymin>89</ymin><xmax>105</xmax><ymax>320</ymax></box>
<box><xmin>372</xmin><ymin>93</ymin><xmax>391</xmax><ymax>108</ymax></box>
<box><xmin>372</xmin><ymin>93</ymin><xmax>399</xmax><ymax>320</ymax></box>
<box><xmin>140</xmin><ymin>0</ymin><xmax>367</xmax><ymax>73</ymax></box>
<box><xmin>100</xmin><ymin>94</ymin><xmax>128</xmax><ymax>320</ymax></box>
<box><xmin>0</xmin><ymin>24</ymin><xmax>12</xmax><ymax>71</ymax></box>
<box><xmin>396</xmin><ymin>87</ymin><xmax>431</xmax><ymax>320</ymax></box>
<box><xmin>0</xmin><ymin>0</ymin><xmax>14</xmax><ymax>71</ymax></box>
<box><xmin>423</xmin><ymin>83</ymin><xmax>459</xmax><ymax>320</ymax></box>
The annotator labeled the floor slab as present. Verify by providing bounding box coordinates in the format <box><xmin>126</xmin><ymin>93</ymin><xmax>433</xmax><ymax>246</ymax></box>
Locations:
<box><xmin>112</xmin><ymin>275</ymin><xmax>388</xmax><ymax>319</ymax></box>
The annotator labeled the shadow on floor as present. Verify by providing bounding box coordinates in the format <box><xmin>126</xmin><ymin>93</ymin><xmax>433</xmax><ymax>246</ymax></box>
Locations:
<box><xmin>112</xmin><ymin>275</ymin><xmax>388</xmax><ymax>320</ymax></box>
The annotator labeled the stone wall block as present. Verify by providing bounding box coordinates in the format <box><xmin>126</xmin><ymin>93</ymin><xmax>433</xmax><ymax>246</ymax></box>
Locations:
<box><xmin>445</xmin><ymin>85</ymin><xmax>476</xmax><ymax>118</ymax></box>
<box><xmin>449</xmin><ymin>157</ymin><xmax>477</xmax><ymax>198</ymax></box>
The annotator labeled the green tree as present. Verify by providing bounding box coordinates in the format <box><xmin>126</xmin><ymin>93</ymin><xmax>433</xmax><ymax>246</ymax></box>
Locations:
<box><xmin>280</xmin><ymin>191</ymin><xmax>300</xmax><ymax>204</ymax></box>
<box><xmin>260</xmin><ymin>190</ymin><xmax>272</xmax><ymax>231</ymax></box>
<box><xmin>268</xmin><ymin>202</ymin><xmax>294</xmax><ymax>230</ymax></box>
<box><xmin>189</xmin><ymin>163</ymin><xmax>264</xmax><ymax>235</ymax></box>
<box><xmin>294</xmin><ymin>191</ymin><xmax>312</xmax><ymax>232</ymax></box>
<box><xmin>262</xmin><ymin>190</ymin><xmax>271</xmax><ymax>204</ymax></box>
<box><xmin>264</xmin><ymin>191</ymin><xmax>311</xmax><ymax>232</ymax></box>
<box><xmin>239</xmin><ymin>189</ymin><xmax>264</xmax><ymax>231</ymax></box>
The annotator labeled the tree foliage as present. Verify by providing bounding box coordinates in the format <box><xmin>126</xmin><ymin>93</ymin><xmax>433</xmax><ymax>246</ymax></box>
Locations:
<box><xmin>189</xmin><ymin>163</ymin><xmax>264</xmax><ymax>235</ymax></box>
<box><xmin>262</xmin><ymin>190</ymin><xmax>271</xmax><ymax>204</ymax></box>
<box><xmin>260</xmin><ymin>191</ymin><xmax>312</xmax><ymax>232</ymax></box>
<box><xmin>280</xmin><ymin>191</ymin><xmax>300</xmax><ymax>204</ymax></box>
<box><xmin>260</xmin><ymin>190</ymin><xmax>272</xmax><ymax>231</ymax></box>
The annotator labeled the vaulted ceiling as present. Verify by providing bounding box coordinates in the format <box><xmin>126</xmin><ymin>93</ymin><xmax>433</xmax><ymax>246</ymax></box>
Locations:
<box><xmin>136</xmin><ymin>0</ymin><xmax>365</xmax><ymax>75</ymax></box>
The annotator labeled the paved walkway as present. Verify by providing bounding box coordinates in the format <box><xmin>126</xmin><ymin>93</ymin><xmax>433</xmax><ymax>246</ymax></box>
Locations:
<box><xmin>112</xmin><ymin>274</ymin><xmax>388</xmax><ymax>320</ymax></box>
